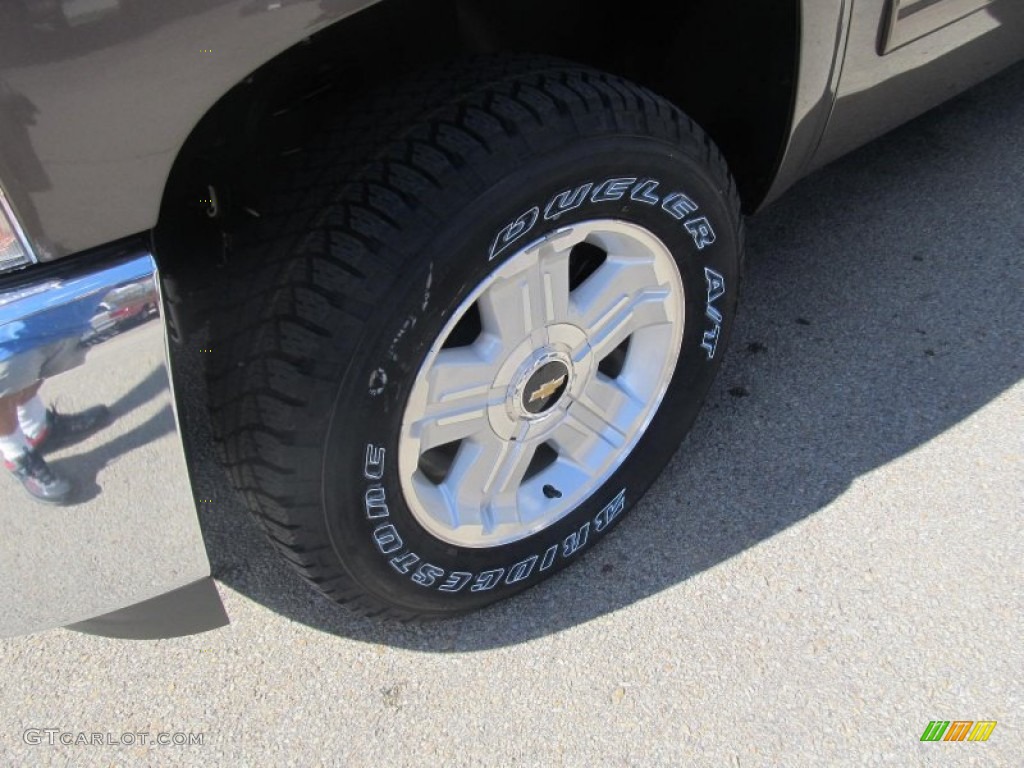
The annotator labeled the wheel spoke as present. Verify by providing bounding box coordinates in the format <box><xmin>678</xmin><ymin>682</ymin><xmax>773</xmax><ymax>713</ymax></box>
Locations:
<box><xmin>550</xmin><ymin>375</ymin><xmax>641</xmax><ymax>468</ymax></box>
<box><xmin>588</xmin><ymin>288</ymin><xmax>673</xmax><ymax>362</ymax></box>
<box><xmin>406</xmin><ymin>345</ymin><xmax>501</xmax><ymax>452</ymax></box>
<box><xmin>548</xmin><ymin>411</ymin><xmax>613</xmax><ymax>470</ymax></box>
<box><xmin>533</xmin><ymin>242</ymin><xmax>573</xmax><ymax>327</ymax></box>
<box><xmin>569</xmin><ymin>259</ymin><xmax>673</xmax><ymax>360</ymax></box>
<box><xmin>444</xmin><ymin>430</ymin><xmax>536</xmax><ymax>533</ymax></box>
<box><xmin>477</xmin><ymin>245</ymin><xmax>572</xmax><ymax>350</ymax></box>
<box><xmin>580</xmin><ymin>374</ymin><xmax>644</xmax><ymax>433</ymax></box>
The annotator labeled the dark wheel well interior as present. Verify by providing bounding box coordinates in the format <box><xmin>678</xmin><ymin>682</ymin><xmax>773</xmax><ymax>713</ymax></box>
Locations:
<box><xmin>154</xmin><ymin>0</ymin><xmax>798</xmax><ymax>340</ymax></box>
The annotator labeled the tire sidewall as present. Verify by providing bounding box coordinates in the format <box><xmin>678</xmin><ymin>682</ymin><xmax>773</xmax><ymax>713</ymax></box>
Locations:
<box><xmin>322</xmin><ymin>135</ymin><xmax>740</xmax><ymax>613</ymax></box>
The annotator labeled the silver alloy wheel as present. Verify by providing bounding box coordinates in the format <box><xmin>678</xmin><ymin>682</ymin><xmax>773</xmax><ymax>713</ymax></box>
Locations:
<box><xmin>398</xmin><ymin>219</ymin><xmax>685</xmax><ymax>548</ymax></box>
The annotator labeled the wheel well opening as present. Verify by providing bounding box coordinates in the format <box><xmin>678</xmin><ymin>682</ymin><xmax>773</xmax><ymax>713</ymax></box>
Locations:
<box><xmin>155</xmin><ymin>0</ymin><xmax>797</xmax><ymax>340</ymax></box>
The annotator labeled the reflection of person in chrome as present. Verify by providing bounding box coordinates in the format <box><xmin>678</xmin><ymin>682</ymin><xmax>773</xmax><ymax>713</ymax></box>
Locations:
<box><xmin>0</xmin><ymin>296</ymin><xmax>109</xmax><ymax>504</ymax></box>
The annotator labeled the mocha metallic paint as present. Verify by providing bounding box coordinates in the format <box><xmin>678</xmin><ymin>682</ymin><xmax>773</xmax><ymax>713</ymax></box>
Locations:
<box><xmin>0</xmin><ymin>0</ymin><xmax>377</xmax><ymax>260</ymax></box>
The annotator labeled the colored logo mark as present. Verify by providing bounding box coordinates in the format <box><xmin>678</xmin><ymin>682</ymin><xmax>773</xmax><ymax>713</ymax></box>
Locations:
<box><xmin>920</xmin><ymin>721</ymin><xmax>997</xmax><ymax>742</ymax></box>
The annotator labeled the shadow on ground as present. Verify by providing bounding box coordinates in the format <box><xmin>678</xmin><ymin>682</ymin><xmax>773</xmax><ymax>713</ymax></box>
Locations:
<box><xmin>176</xmin><ymin>61</ymin><xmax>1024</xmax><ymax>652</ymax></box>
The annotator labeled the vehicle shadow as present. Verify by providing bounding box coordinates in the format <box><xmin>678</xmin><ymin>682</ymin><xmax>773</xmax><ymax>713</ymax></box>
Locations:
<box><xmin>182</xmin><ymin>61</ymin><xmax>1024</xmax><ymax>651</ymax></box>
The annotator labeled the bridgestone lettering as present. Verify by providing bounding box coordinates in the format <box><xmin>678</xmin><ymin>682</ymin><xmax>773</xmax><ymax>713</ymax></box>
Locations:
<box><xmin>362</xmin><ymin>441</ymin><xmax>630</xmax><ymax>595</ymax></box>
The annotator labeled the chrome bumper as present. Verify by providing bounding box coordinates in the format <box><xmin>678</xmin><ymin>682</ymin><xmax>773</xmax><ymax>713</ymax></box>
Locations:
<box><xmin>0</xmin><ymin>242</ymin><xmax>226</xmax><ymax>637</ymax></box>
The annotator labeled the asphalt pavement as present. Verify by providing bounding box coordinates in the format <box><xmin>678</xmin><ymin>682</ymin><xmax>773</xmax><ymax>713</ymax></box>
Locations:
<box><xmin>1</xmin><ymin>61</ymin><xmax>1022</xmax><ymax>768</ymax></box>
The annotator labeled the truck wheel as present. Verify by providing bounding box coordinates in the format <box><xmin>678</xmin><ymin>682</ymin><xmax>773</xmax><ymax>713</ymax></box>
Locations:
<box><xmin>207</xmin><ymin>59</ymin><xmax>743</xmax><ymax>619</ymax></box>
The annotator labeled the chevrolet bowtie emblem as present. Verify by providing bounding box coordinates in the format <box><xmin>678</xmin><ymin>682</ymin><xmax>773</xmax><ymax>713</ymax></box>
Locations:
<box><xmin>529</xmin><ymin>374</ymin><xmax>567</xmax><ymax>403</ymax></box>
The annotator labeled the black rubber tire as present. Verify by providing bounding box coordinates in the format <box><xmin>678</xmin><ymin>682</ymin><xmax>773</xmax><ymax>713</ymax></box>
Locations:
<box><xmin>206</xmin><ymin>57</ymin><xmax>744</xmax><ymax>619</ymax></box>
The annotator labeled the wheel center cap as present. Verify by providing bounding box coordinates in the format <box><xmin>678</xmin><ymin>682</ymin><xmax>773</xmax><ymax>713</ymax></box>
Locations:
<box><xmin>522</xmin><ymin>360</ymin><xmax>570</xmax><ymax>414</ymax></box>
<box><xmin>509</xmin><ymin>350</ymin><xmax>574</xmax><ymax>421</ymax></box>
